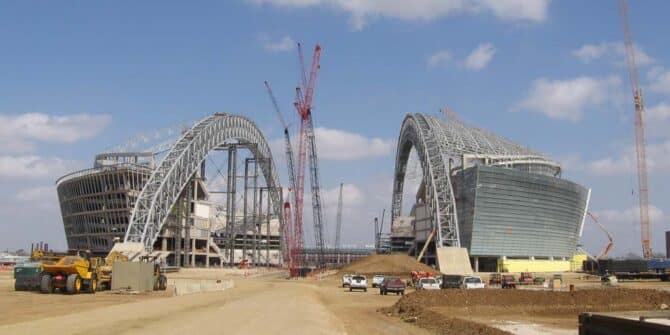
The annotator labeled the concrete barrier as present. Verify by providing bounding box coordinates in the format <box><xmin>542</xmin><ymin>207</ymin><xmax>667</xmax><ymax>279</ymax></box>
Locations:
<box><xmin>168</xmin><ymin>278</ymin><xmax>234</xmax><ymax>296</ymax></box>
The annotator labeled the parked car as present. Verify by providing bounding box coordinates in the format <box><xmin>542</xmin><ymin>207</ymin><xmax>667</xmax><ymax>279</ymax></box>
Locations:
<box><xmin>372</xmin><ymin>274</ymin><xmax>385</xmax><ymax>288</ymax></box>
<box><xmin>342</xmin><ymin>274</ymin><xmax>353</xmax><ymax>287</ymax></box>
<box><xmin>349</xmin><ymin>275</ymin><xmax>368</xmax><ymax>292</ymax></box>
<box><xmin>417</xmin><ymin>277</ymin><xmax>441</xmax><ymax>290</ymax></box>
<box><xmin>502</xmin><ymin>274</ymin><xmax>516</xmax><ymax>289</ymax></box>
<box><xmin>462</xmin><ymin>276</ymin><xmax>485</xmax><ymax>289</ymax></box>
<box><xmin>379</xmin><ymin>277</ymin><xmax>406</xmax><ymax>295</ymax></box>
<box><xmin>440</xmin><ymin>275</ymin><xmax>463</xmax><ymax>289</ymax></box>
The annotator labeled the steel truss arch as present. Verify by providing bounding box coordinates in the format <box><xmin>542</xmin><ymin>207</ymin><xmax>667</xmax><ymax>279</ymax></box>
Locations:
<box><xmin>392</xmin><ymin>113</ymin><xmax>461</xmax><ymax>247</ymax></box>
<box><xmin>125</xmin><ymin>113</ymin><xmax>282</xmax><ymax>251</ymax></box>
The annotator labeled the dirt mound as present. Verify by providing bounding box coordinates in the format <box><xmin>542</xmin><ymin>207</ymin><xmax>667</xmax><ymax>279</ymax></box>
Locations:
<box><xmin>388</xmin><ymin>288</ymin><xmax>670</xmax><ymax>316</ymax></box>
<box><xmin>338</xmin><ymin>254</ymin><xmax>435</xmax><ymax>276</ymax></box>
<box><xmin>381</xmin><ymin>307</ymin><xmax>512</xmax><ymax>335</ymax></box>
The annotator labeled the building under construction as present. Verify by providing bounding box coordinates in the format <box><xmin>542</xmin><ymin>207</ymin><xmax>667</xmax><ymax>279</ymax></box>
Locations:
<box><xmin>55</xmin><ymin>115</ymin><xmax>285</xmax><ymax>267</ymax></box>
<box><xmin>391</xmin><ymin>113</ymin><xmax>590</xmax><ymax>273</ymax></box>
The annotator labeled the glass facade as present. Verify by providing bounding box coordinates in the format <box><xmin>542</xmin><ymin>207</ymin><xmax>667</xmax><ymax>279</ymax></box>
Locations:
<box><xmin>454</xmin><ymin>165</ymin><xmax>588</xmax><ymax>258</ymax></box>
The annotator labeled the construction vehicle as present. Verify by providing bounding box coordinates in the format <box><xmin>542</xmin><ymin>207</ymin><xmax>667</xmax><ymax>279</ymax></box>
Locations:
<box><xmin>39</xmin><ymin>250</ymin><xmax>101</xmax><ymax>294</ymax></box>
<box><xmin>501</xmin><ymin>274</ymin><xmax>516</xmax><ymax>289</ymax></box>
<box><xmin>13</xmin><ymin>262</ymin><xmax>41</xmax><ymax>291</ymax></box>
<box><xmin>518</xmin><ymin>272</ymin><xmax>534</xmax><ymax>285</ymax></box>
<box><xmin>13</xmin><ymin>249</ymin><xmax>66</xmax><ymax>291</ymax></box>
<box><xmin>410</xmin><ymin>270</ymin><xmax>435</xmax><ymax>286</ymax></box>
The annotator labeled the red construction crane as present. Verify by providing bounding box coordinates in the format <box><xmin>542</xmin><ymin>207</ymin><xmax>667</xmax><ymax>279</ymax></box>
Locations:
<box><xmin>264</xmin><ymin>81</ymin><xmax>298</xmax><ymax>268</ymax></box>
<box><xmin>293</xmin><ymin>43</ymin><xmax>326</xmax><ymax>269</ymax></box>
<box><xmin>620</xmin><ymin>0</ymin><xmax>652</xmax><ymax>259</ymax></box>
<box><xmin>587</xmin><ymin>212</ymin><xmax>614</xmax><ymax>259</ymax></box>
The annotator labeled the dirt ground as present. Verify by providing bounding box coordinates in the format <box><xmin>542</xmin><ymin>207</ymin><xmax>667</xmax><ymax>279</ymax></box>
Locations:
<box><xmin>382</xmin><ymin>287</ymin><xmax>670</xmax><ymax>334</ymax></box>
<box><xmin>4</xmin><ymin>267</ymin><xmax>670</xmax><ymax>335</ymax></box>
<box><xmin>0</xmin><ymin>269</ymin><xmax>428</xmax><ymax>335</ymax></box>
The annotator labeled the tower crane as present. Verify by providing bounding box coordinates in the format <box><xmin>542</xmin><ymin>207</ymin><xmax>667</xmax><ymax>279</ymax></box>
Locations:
<box><xmin>620</xmin><ymin>0</ymin><xmax>652</xmax><ymax>259</ymax></box>
<box><xmin>335</xmin><ymin>183</ymin><xmax>343</xmax><ymax>252</ymax></box>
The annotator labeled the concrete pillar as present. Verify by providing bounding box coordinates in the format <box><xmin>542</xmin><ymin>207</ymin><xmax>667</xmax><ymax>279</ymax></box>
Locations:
<box><xmin>161</xmin><ymin>237</ymin><xmax>167</xmax><ymax>252</ymax></box>
<box><xmin>474</xmin><ymin>257</ymin><xmax>479</xmax><ymax>272</ymax></box>
<box><xmin>191</xmin><ymin>238</ymin><xmax>196</xmax><ymax>266</ymax></box>
<box><xmin>549</xmin><ymin>256</ymin><xmax>554</xmax><ymax>261</ymax></box>
<box><xmin>530</xmin><ymin>256</ymin><xmax>535</xmax><ymax>261</ymax></box>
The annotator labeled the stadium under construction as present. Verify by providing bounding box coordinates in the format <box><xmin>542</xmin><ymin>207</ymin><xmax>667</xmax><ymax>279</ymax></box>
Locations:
<box><xmin>55</xmin><ymin>112</ymin><xmax>590</xmax><ymax>273</ymax></box>
<box><xmin>390</xmin><ymin>113</ymin><xmax>590</xmax><ymax>273</ymax></box>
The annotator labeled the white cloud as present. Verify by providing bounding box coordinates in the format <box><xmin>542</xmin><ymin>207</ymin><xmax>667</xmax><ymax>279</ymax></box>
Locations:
<box><xmin>649</xmin><ymin>68</ymin><xmax>670</xmax><ymax>95</ymax></box>
<box><xmin>273</xmin><ymin>127</ymin><xmax>394</xmax><ymax>161</ymax></box>
<box><xmin>562</xmin><ymin>140</ymin><xmax>670</xmax><ymax>176</ymax></box>
<box><xmin>314</xmin><ymin>127</ymin><xmax>394</xmax><ymax>160</ymax></box>
<box><xmin>0</xmin><ymin>155</ymin><xmax>81</xmax><ymax>179</ymax></box>
<box><xmin>647</xmin><ymin>102</ymin><xmax>670</xmax><ymax>121</ymax></box>
<box><xmin>645</xmin><ymin>103</ymin><xmax>670</xmax><ymax>139</ymax></box>
<box><xmin>427</xmin><ymin>50</ymin><xmax>451</xmax><ymax>68</ymax></box>
<box><xmin>249</xmin><ymin>0</ymin><xmax>550</xmax><ymax>30</ymax></box>
<box><xmin>15</xmin><ymin>186</ymin><xmax>57</xmax><ymax>205</ymax></box>
<box><xmin>514</xmin><ymin>75</ymin><xmax>622</xmax><ymax>122</ymax></box>
<box><xmin>259</xmin><ymin>34</ymin><xmax>295</xmax><ymax>52</ymax></box>
<box><xmin>572</xmin><ymin>42</ymin><xmax>654</xmax><ymax>66</ymax></box>
<box><xmin>595</xmin><ymin>205</ymin><xmax>665</xmax><ymax>227</ymax></box>
<box><xmin>463</xmin><ymin>42</ymin><xmax>496</xmax><ymax>70</ymax></box>
<box><xmin>0</xmin><ymin>113</ymin><xmax>111</xmax><ymax>153</ymax></box>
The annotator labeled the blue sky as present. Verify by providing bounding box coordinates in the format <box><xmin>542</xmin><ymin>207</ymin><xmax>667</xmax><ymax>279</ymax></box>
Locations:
<box><xmin>0</xmin><ymin>1</ymin><xmax>668</xmax><ymax>257</ymax></box>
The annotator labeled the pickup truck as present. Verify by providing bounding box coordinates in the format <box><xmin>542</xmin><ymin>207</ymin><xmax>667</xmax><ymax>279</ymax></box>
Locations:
<box><xmin>372</xmin><ymin>274</ymin><xmax>385</xmax><ymax>288</ymax></box>
<box><xmin>441</xmin><ymin>275</ymin><xmax>463</xmax><ymax>289</ymax></box>
<box><xmin>379</xmin><ymin>277</ymin><xmax>406</xmax><ymax>295</ymax></box>
<box><xmin>349</xmin><ymin>275</ymin><xmax>368</xmax><ymax>292</ymax></box>
<box><xmin>417</xmin><ymin>277</ymin><xmax>441</xmax><ymax>290</ymax></box>
<box><xmin>463</xmin><ymin>276</ymin><xmax>485</xmax><ymax>289</ymax></box>
<box><xmin>502</xmin><ymin>274</ymin><xmax>516</xmax><ymax>289</ymax></box>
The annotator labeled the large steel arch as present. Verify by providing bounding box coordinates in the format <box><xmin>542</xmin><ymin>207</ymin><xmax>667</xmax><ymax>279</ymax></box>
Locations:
<box><xmin>392</xmin><ymin>113</ymin><xmax>558</xmax><ymax>249</ymax></box>
<box><xmin>125</xmin><ymin>113</ymin><xmax>282</xmax><ymax>251</ymax></box>
<box><xmin>392</xmin><ymin>113</ymin><xmax>461</xmax><ymax>247</ymax></box>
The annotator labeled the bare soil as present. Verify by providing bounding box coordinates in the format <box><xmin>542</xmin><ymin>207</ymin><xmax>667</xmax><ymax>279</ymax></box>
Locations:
<box><xmin>381</xmin><ymin>287</ymin><xmax>670</xmax><ymax>334</ymax></box>
<box><xmin>338</xmin><ymin>254</ymin><xmax>436</xmax><ymax>276</ymax></box>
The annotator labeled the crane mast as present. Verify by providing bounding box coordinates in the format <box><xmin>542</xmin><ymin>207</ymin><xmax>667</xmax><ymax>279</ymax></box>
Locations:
<box><xmin>293</xmin><ymin>44</ymin><xmax>326</xmax><ymax>269</ymax></box>
<box><xmin>264</xmin><ymin>81</ymin><xmax>299</xmax><ymax>268</ymax></box>
<box><xmin>620</xmin><ymin>0</ymin><xmax>652</xmax><ymax>259</ymax></box>
<box><xmin>335</xmin><ymin>183</ymin><xmax>343</xmax><ymax>252</ymax></box>
<box><xmin>307</xmin><ymin>114</ymin><xmax>327</xmax><ymax>266</ymax></box>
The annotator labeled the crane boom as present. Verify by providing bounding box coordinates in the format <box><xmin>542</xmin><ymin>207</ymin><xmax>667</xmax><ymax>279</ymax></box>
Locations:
<box><xmin>264</xmin><ymin>81</ymin><xmax>297</xmax><ymax>196</ymax></box>
<box><xmin>293</xmin><ymin>44</ymin><xmax>325</xmax><ymax>269</ymax></box>
<box><xmin>587</xmin><ymin>212</ymin><xmax>614</xmax><ymax>259</ymax></box>
<box><xmin>620</xmin><ymin>0</ymin><xmax>652</xmax><ymax>259</ymax></box>
<box><xmin>335</xmin><ymin>183</ymin><xmax>343</xmax><ymax>251</ymax></box>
